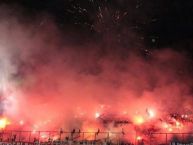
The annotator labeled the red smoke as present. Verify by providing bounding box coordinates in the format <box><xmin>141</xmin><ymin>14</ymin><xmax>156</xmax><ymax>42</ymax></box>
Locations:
<box><xmin>0</xmin><ymin>6</ymin><xmax>192</xmax><ymax>143</ymax></box>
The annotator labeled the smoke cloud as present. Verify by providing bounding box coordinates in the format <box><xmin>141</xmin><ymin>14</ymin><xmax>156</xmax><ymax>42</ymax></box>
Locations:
<box><xmin>0</xmin><ymin>5</ymin><xmax>192</xmax><ymax>133</ymax></box>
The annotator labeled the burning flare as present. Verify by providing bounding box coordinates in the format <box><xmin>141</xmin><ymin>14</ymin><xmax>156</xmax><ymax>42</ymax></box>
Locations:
<box><xmin>0</xmin><ymin>117</ymin><xmax>10</xmax><ymax>129</ymax></box>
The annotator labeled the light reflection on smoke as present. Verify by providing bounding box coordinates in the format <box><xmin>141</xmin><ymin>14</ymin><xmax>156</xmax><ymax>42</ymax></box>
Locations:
<box><xmin>0</xmin><ymin>6</ymin><xmax>191</xmax><ymax>144</ymax></box>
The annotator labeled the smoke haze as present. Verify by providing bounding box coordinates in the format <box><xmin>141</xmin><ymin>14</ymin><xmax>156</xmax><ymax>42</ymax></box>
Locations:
<box><xmin>0</xmin><ymin>5</ymin><xmax>192</xmax><ymax>132</ymax></box>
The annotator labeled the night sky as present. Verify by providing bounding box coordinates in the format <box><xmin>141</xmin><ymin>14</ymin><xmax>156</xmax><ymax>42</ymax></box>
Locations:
<box><xmin>1</xmin><ymin>0</ymin><xmax>193</xmax><ymax>55</ymax></box>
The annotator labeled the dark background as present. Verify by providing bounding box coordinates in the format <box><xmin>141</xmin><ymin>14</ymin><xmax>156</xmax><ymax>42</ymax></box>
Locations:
<box><xmin>1</xmin><ymin>0</ymin><xmax>193</xmax><ymax>57</ymax></box>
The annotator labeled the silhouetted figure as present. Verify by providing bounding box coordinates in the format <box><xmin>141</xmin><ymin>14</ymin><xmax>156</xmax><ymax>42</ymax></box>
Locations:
<box><xmin>122</xmin><ymin>128</ymin><xmax>125</xmax><ymax>135</ymax></box>
<box><xmin>33</xmin><ymin>137</ymin><xmax>39</xmax><ymax>145</ymax></box>
<box><xmin>12</xmin><ymin>134</ymin><xmax>16</xmax><ymax>142</ymax></box>
<box><xmin>71</xmin><ymin>129</ymin><xmax>75</xmax><ymax>134</ymax></box>
<box><xmin>65</xmin><ymin>136</ymin><xmax>69</xmax><ymax>141</ymax></box>
<box><xmin>60</xmin><ymin>128</ymin><xmax>63</xmax><ymax>134</ymax></box>
<box><xmin>96</xmin><ymin>129</ymin><xmax>100</xmax><ymax>135</ymax></box>
<box><xmin>71</xmin><ymin>129</ymin><xmax>75</xmax><ymax>139</ymax></box>
<box><xmin>59</xmin><ymin>128</ymin><xmax>63</xmax><ymax>141</ymax></box>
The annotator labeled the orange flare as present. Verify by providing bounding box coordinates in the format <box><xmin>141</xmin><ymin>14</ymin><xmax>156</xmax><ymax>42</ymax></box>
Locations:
<box><xmin>133</xmin><ymin>116</ymin><xmax>144</xmax><ymax>125</ymax></box>
<box><xmin>0</xmin><ymin>118</ymin><xmax>10</xmax><ymax>129</ymax></box>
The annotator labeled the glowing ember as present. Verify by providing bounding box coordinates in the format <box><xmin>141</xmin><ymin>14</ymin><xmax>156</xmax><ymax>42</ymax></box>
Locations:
<box><xmin>147</xmin><ymin>108</ymin><xmax>155</xmax><ymax>118</ymax></box>
<box><xmin>176</xmin><ymin>121</ymin><xmax>180</xmax><ymax>126</ymax></box>
<box><xmin>53</xmin><ymin>136</ymin><xmax>59</xmax><ymax>141</ymax></box>
<box><xmin>0</xmin><ymin>118</ymin><xmax>10</xmax><ymax>129</ymax></box>
<box><xmin>19</xmin><ymin>120</ymin><xmax>24</xmax><ymax>125</ymax></box>
<box><xmin>168</xmin><ymin>128</ymin><xmax>173</xmax><ymax>132</ymax></box>
<box><xmin>95</xmin><ymin>112</ymin><xmax>100</xmax><ymax>118</ymax></box>
<box><xmin>136</xmin><ymin>136</ymin><xmax>142</xmax><ymax>140</ymax></box>
<box><xmin>133</xmin><ymin>115</ymin><xmax>144</xmax><ymax>125</ymax></box>
<box><xmin>41</xmin><ymin>134</ymin><xmax>47</xmax><ymax>139</ymax></box>
<box><xmin>163</xmin><ymin>122</ymin><xmax>169</xmax><ymax>129</ymax></box>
